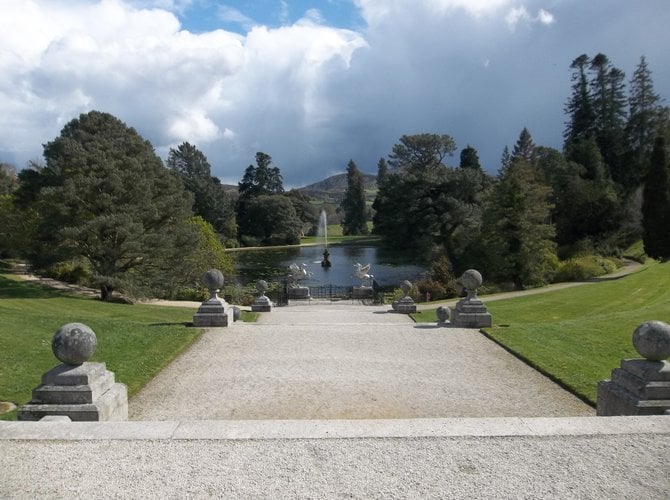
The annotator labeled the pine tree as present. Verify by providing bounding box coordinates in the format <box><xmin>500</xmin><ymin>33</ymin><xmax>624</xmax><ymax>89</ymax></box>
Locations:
<box><xmin>642</xmin><ymin>137</ymin><xmax>670</xmax><ymax>260</ymax></box>
<box><xmin>511</xmin><ymin>128</ymin><xmax>536</xmax><ymax>164</ymax></box>
<box><xmin>167</xmin><ymin>142</ymin><xmax>236</xmax><ymax>242</ymax></box>
<box><xmin>627</xmin><ymin>56</ymin><xmax>667</xmax><ymax>183</ymax></box>
<box><xmin>590</xmin><ymin>54</ymin><xmax>628</xmax><ymax>182</ymax></box>
<box><xmin>341</xmin><ymin>159</ymin><xmax>368</xmax><ymax>235</ymax></box>
<box><xmin>564</xmin><ymin>54</ymin><xmax>596</xmax><ymax>148</ymax></box>
<box><xmin>34</xmin><ymin>111</ymin><xmax>196</xmax><ymax>300</ymax></box>
<box><xmin>459</xmin><ymin>145</ymin><xmax>482</xmax><ymax>169</ymax></box>
<box><xmin>481</xmin><ymin>159</ymin><xmax>557</xmax><ymax>288</ymax></box>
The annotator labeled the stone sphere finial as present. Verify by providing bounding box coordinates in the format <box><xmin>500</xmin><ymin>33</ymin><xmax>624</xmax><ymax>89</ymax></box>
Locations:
<box><xmin>436</xmin><ymin>306</ymin><xmax>450</xmax><ymax>322</ymax></box>
<box><xmin>632</xmin><ymin>321</ymin><xmax>670</xmax><ymax>361</ymax></box>
<box><xmin>256</xmin><ymin>279</ymin><xmax>268</xmax><ymax>295</ymax></box>
<box><xmin>52</xmin><ymin>323</ymin><xmax>97</xmax><ymax>366</ymax></box>
<box><xmin>202</xmin><ymin>269</ymin><xmax>224</xmax><ymax>290</ymax></box>
<box><xmin>461</xmin><ymin>269</ymin><xmax>483</xmax><ymax>299</ymax></box>
<box><xmin>400</xmin><ymin>280</ymin><xmax>412</xmax><ymax>297</ymax></box>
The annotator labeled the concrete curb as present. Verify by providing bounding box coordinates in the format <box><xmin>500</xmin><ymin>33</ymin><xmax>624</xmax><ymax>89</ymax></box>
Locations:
<box><xmin>1</xmin><ymin>416</ymin><xmax>668</xmax><ymax>441</ymax></box>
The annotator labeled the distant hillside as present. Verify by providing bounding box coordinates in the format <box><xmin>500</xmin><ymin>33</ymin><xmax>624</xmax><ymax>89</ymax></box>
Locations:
<box><xmin>300</xmin><ymin>172</ymin><xmax>376</xmax><ymax>193</ymax></box>
<box><xmin>297</xmin><ymin>172</ymin><xmax>377</xmax><ymax>205</ymax></box>
<box><xmin>218</xmin><ymin>173</ymin><xmax>377</xmax><ymax>204</ymax></box>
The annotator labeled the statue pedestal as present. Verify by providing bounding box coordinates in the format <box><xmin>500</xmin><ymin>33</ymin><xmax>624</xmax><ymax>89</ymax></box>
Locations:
<box><xmin>450</xmin><ymin>297</ymin><xmax>492</xmax><ymax>328</ymax></box>
<box><xmin>288</xmin><ymin>286</ymin><xmax>310</xmax><ymax>300</ymax></box>
<box><xmin>18</xmin><ymin>362</ymin><xmax>128</xmax><ymax>421</ymax></box>
<box><xmin>251</xmin><ymin>295</ymin><xmax>272</xmax><ymax>312</ymax></box>
<box><xmin>597</xmin><ymin>359</ymin><xmax>670</xmax><ymax>416</ymax></box>
<box><xmin>353</xmin><ymin>286</ymin><xmax>374</xmax><ymax>299</ymax></box>
<box><xmin>193</xmin><ymin>298</ymin><xmax>229</xmax><ymax>327</ymax></box>
<box><xmin>394</xmin><ymin>297</ymin><xmax>416</xmax><ymax>314</ymax></box>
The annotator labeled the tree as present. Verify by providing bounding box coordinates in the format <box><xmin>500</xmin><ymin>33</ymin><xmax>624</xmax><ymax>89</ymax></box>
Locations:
<box><xmin>535</xmin><ymin>146</ymin><xmax>622</xmax><ymax>248</ymax></box>
<box><xmin>564</xmin><ymin>54</ymin><xmax>596</xmax><ymax>148</ymax></box>
<box><xmin>237</xmin><ymin>194</ymin><xmax>302</xmax><ymax>246</ymax></box>
<box><xmin>376</xmin><ymin>157</ymin><xmax>389</xmax><ymax>186</ymax></box>
<box><xmin>388</xmin><ymin>133</ymin><xmax>456</xmax><ymax>177</ymax></box>
<box><xmin>0</xmin><ymin>163</ymin><xmax>17</xmax><ymax>195</ymax></box>
<box><xmin>590</xmin><ymin>54</ymin><xmax>628</xmax><ymax>184</ymax></box>
<box><xmin>238</xmin><ymin>152</ymin><xmax>284</xmax><ymax>198</ymax></box>
<box><xmin>167</xmin><ymin>142</ymin><xmax>237</xmax><ymax>243</ymax></box>
<box><xmin>459</xmin><ymin>145</ymin><xmax>481</xmax><ymax>170</ymax></box>
<box><xmin>341</xmin><ymin>159</ymin><xmax>368</xmax><ymax>235</ymax></box>
<box><xmin>286</xmin><ymin>189</ymin><xmax>319</xmax><ymax>235</ymax></box>
<box><xmin>511</xmin><ymin>127</ymin><xmax>536</xmax><ymax>164</ymax></box>
<box><xmin>627</xmin><ymin>56</ymin><xmax>668</xmax><ymax>183</ymax></box>
<box><xmin>29</xmin><ymin>111</ymin><xmax>196</xmax><ymax>300</ymax></box>
<box><xmin>642</xmin><ymin>137</ymin><xmax>670</xmax><ymax>259</ymax></box>
<box><xmin>480</xmin><ymin>160</ymin><xmax>557</xmax><ymax>288</ymax></box>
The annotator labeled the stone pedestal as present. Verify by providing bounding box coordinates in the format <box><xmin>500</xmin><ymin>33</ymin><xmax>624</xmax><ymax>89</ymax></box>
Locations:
<box><xmin>251</xmin><ymin>295</ymin><xmax>272</xmax><ymax>312</ymax></box>
<box><xmin>288</xmin><ymin>286</ymin><xmax>310</xmax><ymax>300</ymax></box>
<box><xmin>597</xmin><ymin>359</ymin><xmax>670</xmax><ymax>416</ymax></box>
<box><xmin>394</xmin><ymin>297</ymin><xmax>417</xmax><ymax>314</ymax></box>
<box><xmin>353</xmin><ymin>286</ymin><xmax>374</xmax><ymax>299</ymax></box>
<box><xmin>451</xmin><ymin>297</ymin><xmax>492</xmax><ymax>328</ymax></box>
<box><xmin>193</xmin><ymin>298</ymin><xmax>229</xmax><ymax>327</ymax></box>
<box><xmin>18</xmin><ymin>362</ymin><xmax>128</xmax><ymax>421</ymax></box>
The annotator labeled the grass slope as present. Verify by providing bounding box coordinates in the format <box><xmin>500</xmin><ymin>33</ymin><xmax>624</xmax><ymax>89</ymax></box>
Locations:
<box><xmin>0</xmin><ymin>273</ymin><xmax>203</xmax><ymax>420</ymax></box>
<box><xmin>481</xmin><ymin>261</ymin><xmax>669</xmax><ymax>404</ymax></box>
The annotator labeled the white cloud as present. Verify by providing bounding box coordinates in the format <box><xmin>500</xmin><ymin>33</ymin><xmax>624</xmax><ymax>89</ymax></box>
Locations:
<box><xmin>0</xmin><ymin>0</ymin><xmax>667</xmax><ymax>186</ymax></box>
<box><xmin>505</xmin><ymin>5</ymin><xmax>555</xmax><ymax>30</ymax></box>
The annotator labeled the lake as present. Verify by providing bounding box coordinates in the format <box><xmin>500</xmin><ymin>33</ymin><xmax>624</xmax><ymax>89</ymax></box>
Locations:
<box><xmin>230</xmin><ymin>244</ymin><xmax>428</xmax><ymax>287</ymax></box>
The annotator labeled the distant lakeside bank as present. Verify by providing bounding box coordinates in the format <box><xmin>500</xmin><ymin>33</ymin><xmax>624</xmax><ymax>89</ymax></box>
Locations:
<box><xmin>224</xmin><ymin>236</ymin><xmax>383</xmax><ymax>252</ymax></box>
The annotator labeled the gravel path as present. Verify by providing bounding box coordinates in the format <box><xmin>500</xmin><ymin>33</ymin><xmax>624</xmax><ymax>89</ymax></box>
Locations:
<box><xmin>130</xmin><ymin>303</ymin><xmax>593</xmax><ymax>420</ymax></box>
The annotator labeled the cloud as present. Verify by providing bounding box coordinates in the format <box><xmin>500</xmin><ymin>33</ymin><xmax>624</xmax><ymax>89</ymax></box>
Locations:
<box><xmin>0</xmin><ymin>0</ymin><xmax>668</xmax><ymax>187</ymax></box>
<box><xmin>505</xmin><ymin>5</ymin><xmax>555</xmax><ymax>30</ymax></box>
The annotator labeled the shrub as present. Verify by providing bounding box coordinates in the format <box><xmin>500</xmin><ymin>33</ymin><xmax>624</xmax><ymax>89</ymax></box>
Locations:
<box><xmin>554</xmin><ymin>255</ymin><xmax>622</xmax><ymax>282</ymax></box>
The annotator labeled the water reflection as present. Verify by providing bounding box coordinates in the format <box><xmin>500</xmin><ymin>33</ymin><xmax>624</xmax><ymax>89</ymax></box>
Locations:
<box><xmin>230</xmin><ymin>245</ymin><xmax>428</xmax><ymax>287</ymax></box>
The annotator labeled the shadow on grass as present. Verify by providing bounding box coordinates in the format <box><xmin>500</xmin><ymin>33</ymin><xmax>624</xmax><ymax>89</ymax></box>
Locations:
<box><xmin>149</xmin><ymin>322</ymin><xmax>193</xmax><ymax>327</ymax></box>
<box><xmin>0</xmin><ymin>275</ymin><xmax>69</xmax><ymax>299</ymax></box>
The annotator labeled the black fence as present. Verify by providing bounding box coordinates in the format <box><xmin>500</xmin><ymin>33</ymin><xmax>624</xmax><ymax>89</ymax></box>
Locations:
<box><xmin>272</xmin><ymin>279</ymin><xmax>385</xmax><ymax>305</ymax></box>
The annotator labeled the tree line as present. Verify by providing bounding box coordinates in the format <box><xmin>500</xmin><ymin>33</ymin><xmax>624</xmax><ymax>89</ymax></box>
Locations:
<box><xmin>369</xmin><ymin>54</ymin><xmax>670</xmax><ymax>293</ymax></box>
<box><xmin>0</xmin><ymin>54</ymin><xmax>668</xmax><ymax>300</ymax></box>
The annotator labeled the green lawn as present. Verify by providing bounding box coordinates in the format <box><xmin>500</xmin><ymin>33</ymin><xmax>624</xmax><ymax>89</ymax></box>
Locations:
<box><xmin>413</xmin><ymin>260</ymin><xmax>670</xmax><ymax>405</ymax></box>
<box><xmin>0</xmin><ymin>273</ymin><xmax>206</xmax><ymax>420</ymax></box>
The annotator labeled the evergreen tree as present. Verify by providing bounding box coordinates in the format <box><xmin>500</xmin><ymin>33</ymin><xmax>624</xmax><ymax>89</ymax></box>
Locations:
<box><xmin>627</xmin><ymin>56</ymin><xmax>668</xmax><ymax>183</ymax></box>
<box><xmin>167</xmin><ymin>142</ymin><xmax>236</xmax><ymax>243</ymax></box>
<box><xmin>459</xmin><ymin>145</ymin><xmax>482</xmax><ymax>169</ymax></box>
<box><xmin>376</xmin><ymin>157</ymin><xmax>389</xmax><ymax>186</ymax></box>
<box><xmin>341</xmin><ymin>160</ymin><xmax>369</xmax><ymax>235</ymax></box>
<box><xmin>31</xmin><ymin>111</ymin><xmax>196</xmax><ymax>300</ymax></box>
<box><xmin>388</xmin><ymin>133</ymin><xmax>456</xmax><ymax>178</ymax></box>
<box><xmin>564</xmin><ymin>54</ymin><xmax>596</xmax><ymax>148</ymax></box>
<box><xmin>481</xmin><ymin>159</ymin><xmax>557</xmax><ymax>288</ymax></box>
<box><xmin>238</xmin><ymin>152</ymin><xmax>284</xmax><ymax>198</ymax></box>
<box><xmin>237</xmin><ymin>194</ymin><xmax>302</xmax><ymax>246</ymax></box>
<box><xmin>590</xmin><ymin>54</ymin><xmax>628</xmax><ymax>183</ymax></box>
<box><xmin>511</xmin><ymin>128</ymin><xmax>536</xmax><ymax>164</ymax></box>
<box><xmin>642</xmin><ymin>137</ymin><xmax>670</xmax><ymax>259</ymax></box>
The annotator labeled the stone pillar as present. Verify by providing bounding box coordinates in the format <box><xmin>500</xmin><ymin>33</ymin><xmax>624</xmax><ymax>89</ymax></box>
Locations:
<box><xmin>193</xmin><ymin>269</ymin><xmax>229</xmax><ymax>327</ymax></box>
<box><xmin>450</xmin><ymin>269</ymin><xmax>492</xmax><ymax>328</ymax></box>
<box><xmin>597</xmin><ymin>320</ymin><xmax>670</xmax><ymax>416</ymax></box>
<box><xmin>251</xmin><ymin>280</ymin><xmax>272</xmax><ymax>312</ymax></box>
<box><xmin>18</xmin><ymin>323</ymin><xmax>128</xmax><ymax>421</ymax></box>
<box><xmin>392</xmin><ymin>280</ymin><xmax>417</xmax><ymax>314</ymax></box>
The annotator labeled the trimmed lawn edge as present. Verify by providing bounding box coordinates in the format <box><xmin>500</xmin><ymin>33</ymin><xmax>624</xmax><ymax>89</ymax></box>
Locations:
<box><xmin>479</xmin><ymin>328</ymin><xmax>597</xmax><ymax>408</ymax></box>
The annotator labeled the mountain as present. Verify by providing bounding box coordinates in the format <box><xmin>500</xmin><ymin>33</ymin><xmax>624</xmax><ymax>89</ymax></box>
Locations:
<box><xmin>297</xmin><ymin>173</ymin><xmax>377</xmax><ymax>205</ymax></box>
<box><xmin>218</xmin><ymin>172</ymin><xmax>377</xmax><ymax>204</ymax></box>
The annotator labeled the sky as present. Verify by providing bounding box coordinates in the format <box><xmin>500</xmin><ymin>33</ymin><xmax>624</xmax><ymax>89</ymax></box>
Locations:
<box><xmin>1</xmin><ymin>1</ymin><xmax>669</xmax><ymax>187</ymax></box>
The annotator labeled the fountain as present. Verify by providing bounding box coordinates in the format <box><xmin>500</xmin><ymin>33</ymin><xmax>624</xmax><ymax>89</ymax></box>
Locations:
<box><xmin>318</xmin><ymin>209</ymin><xmax>331</xmax><ymax>268</ymax></box>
